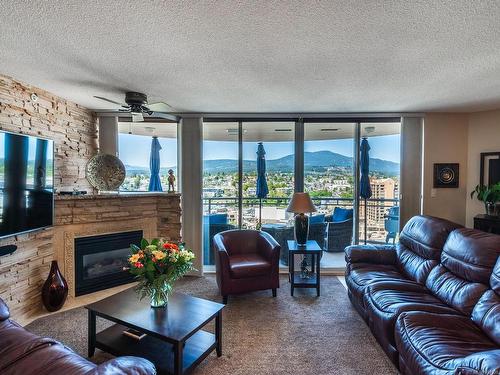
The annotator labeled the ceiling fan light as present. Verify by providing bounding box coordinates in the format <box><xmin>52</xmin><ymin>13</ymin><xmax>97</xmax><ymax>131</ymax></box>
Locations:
<box><xmin>132</xmin><ymin>113</ymin><xmax>144</xmax><ymax>122</ymax></box>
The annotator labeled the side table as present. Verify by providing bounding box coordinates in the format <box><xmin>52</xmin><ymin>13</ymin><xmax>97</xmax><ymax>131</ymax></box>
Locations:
<box><xmin>287</xmin><ymin>240</ymin><xmax>321</xmax><ymax>297</ymax></box>
<box><xmin>474</xmin><ymin>214</ymin><xmax>500</xmax><ymax>235</ymax></box>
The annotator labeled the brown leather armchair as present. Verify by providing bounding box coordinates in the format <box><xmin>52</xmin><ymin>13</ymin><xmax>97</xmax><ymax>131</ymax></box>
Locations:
<box><xmin>213</xmin><ymin>229</ymin><xmax>280</xmax><ymax>304</ymax></box>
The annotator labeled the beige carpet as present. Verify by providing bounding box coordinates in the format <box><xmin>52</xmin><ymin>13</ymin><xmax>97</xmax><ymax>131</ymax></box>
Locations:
<box><xmin>27</xmin><ymin>275</ymin><xmax>397</xmax><ymax>375</ymax></box>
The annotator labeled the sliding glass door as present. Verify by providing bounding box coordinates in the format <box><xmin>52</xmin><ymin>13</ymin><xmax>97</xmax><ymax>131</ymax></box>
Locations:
<box><xmin>202</xmin><ymin>119</ymin><xmax>401</xmax><ymax>270</ymax></box>
<box><xmin>202</xmin><ymin>122</ymin><xmax>239</xmax><ymax>266</ymax></box>
<box><xmin>241</xmin><ymin>122</ymin><xmax>295</xmax><ymax>230</ymax></box>
<box><xmin>304</xmin><ymin>123</ymin><xmax>355</xmax><ymax>268</ymax></box>
<box><xmin>359</xmin><ymin>122</ymin><xmax>401</xmax><ymax>244</ymax></box>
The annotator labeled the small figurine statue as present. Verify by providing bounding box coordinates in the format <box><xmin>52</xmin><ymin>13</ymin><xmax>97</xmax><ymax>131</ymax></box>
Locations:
<box><xmin>167</xmin><ymin>169</ymin><xmax>176</xmax><ymax>193</ymax></box>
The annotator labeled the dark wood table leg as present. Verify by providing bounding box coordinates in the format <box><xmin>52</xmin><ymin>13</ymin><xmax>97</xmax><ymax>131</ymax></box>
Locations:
<box><xmin>87</xmin><ymin>310</ymin><xmax>96</xmax><ymax>358</ymax></box>
<box><xmin>174</xmin><ymin>341</ymin><xmax>183</xmax><ymax>375</ymax></box>
<box><xmin>290</xmin><ymin>252</ymin><xmax>294</xmax><ymax>296</ymax></box>
<box><xmin>316</xmin><ymin>253</ymin><xmax>321</xmax><ymax>297</ymax></box>
<box><xmin>215</xmin><ymin>311</ymin><xmax>222</xmax><ymax>357</ymax></box>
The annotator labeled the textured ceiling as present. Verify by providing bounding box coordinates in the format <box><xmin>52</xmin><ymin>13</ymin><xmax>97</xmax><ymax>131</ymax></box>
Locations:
<box><xmin>1</xmin><ymin>1</ymin><xmax>500</xmax><ymax>113</ymax></box>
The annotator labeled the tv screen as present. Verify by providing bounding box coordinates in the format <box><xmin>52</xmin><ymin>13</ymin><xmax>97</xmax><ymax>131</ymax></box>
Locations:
<box><xmin>0</xmin><ymin>131</ymin><xmax>54</xmax><ymax>238</ymax></box>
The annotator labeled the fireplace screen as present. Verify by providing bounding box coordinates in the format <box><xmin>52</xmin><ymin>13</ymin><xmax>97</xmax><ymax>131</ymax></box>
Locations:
<box><xmin>75</xmin><ymin>230</ymin><xmax>142</xmax><ymax>296</ymax></box>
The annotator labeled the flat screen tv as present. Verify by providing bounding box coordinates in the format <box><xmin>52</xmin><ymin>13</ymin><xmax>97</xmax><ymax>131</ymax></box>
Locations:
<box><xmin>0</xmin><ymin>131</ymin><xmax>54</xmax><ymax>238</ymax></box>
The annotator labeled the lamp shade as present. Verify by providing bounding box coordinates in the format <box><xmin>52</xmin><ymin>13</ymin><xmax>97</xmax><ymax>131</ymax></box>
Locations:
<box><xmin>286</xmin><ymin>192</ymin><xmax>317</xmax><ymax>214</ymax></box>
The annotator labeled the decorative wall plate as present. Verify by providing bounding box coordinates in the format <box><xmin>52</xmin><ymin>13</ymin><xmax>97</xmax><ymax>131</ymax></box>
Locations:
<box><xmin>433</xmin><ymin>163</ymin><xmax>459</xmax><ymax>188</ymax></box>
<box><xmin>86</xmin><ymin>153</ymin><xmax>126</xmax><ymax>191</ymax></box>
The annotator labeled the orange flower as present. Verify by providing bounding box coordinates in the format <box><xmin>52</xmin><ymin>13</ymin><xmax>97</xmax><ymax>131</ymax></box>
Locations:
<box><xmin>163</xmin><ymin>243</ymin><xmax>179</xmax><ymax>252</ymax></box>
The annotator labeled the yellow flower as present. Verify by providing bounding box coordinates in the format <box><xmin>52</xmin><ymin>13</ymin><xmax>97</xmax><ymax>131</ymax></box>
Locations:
<box><xmin>129</xmin><ymin>254</ymin><xmax>140</xmax><ymax>263</ymax></box>
<box><xmin>152</xmin><ymin>250</ymin><xmax>166</xmax><ymax>261</ymax></box>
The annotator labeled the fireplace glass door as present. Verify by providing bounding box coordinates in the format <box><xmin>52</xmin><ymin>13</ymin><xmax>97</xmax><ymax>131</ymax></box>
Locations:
<box><xmin>75</xmin><ymin>230</ymin><xmax>142</xmax><ymax>296</ymax></box>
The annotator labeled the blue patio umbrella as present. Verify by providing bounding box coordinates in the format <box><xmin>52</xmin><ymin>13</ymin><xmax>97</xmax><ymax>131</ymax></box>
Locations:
<box><xmin>360</xmin><ymin>138</ymin><xmax>372</xmax><ymax>243</ymax></box>
<box><xmin>256</xmin><ymin>142</ymin><xmax>269</xmax><ymax>228</ymax></box>
<box><xmin>148</xmin><ymin>136</ymin><xmax>163</xmax><ymax>192</ymax></box>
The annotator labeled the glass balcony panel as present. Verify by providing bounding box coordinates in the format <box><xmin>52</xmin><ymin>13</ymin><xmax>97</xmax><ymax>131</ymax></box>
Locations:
<box><xmin>359</xmin><ymin>122</ymin><xmax>401</xmax><ymax>245</ymax></box>
<box><xmin>203</xmin><ymin>122</ymin><xmax>239</xmax><ymax>266</ymax></box>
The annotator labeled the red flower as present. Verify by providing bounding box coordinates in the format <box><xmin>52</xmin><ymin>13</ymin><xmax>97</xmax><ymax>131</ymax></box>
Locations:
<box><xmin>134</xmin><ymin>262</ymin><xmax>144</xmax><ymax>268</ymax></box>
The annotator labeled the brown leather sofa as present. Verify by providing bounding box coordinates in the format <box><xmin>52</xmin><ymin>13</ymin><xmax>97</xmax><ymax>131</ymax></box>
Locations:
<box><xmin>0</xmin><ymin>298</ymin><xmax>156</xmax><ymax>375</ymax></box>
<box><xmin>345</xmin><ymin>215</ymin><xmax>500</xmax><ymax>374</ymax></box>
<box><xmin>214</xmin><ymin>229</ymin><xmax>280</xmax><ymax>304</ymax></box>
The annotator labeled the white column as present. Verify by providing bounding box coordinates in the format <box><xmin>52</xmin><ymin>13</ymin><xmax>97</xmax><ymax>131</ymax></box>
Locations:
<box><xmin>98</xmin><ymin>116</ymin><xmax>118</xmax><ymax>156</ymax></box>
<box><xmin>179</xmin><ymin>116</ymin><xmax>203</xmax><ymax>276</ymax></box>
<box><xmin>399</xmin><ymin>116</ymin><xmax>424</xmax><ymax>229</ymax></box>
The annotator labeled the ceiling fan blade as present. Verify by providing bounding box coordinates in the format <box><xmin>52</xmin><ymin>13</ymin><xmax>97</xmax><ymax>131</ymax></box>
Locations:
<box><xmin>147</xmin><ymin>102</ymin><xmax>175</xmax><ymax>112</ymax></box>
<box><xmin>150</xmin><ymin>112</ymin><xmax>180</xmax><ymax>122</ymax></box>
<box><xmin>94</xmin><ymin>96</ymin><xmax>126</xmax><ymax>106</ymax></box>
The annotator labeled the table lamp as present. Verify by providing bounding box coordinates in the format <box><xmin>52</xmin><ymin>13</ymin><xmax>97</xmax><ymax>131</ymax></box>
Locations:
<box><xmin>286</xmin><ymin>192</ymin><xmax>316</xmax><ymax>245</ymax></box>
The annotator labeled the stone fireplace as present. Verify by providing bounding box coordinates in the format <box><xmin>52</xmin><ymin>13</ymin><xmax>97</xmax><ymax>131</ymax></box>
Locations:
<box><xmin>54</xmin><ymin>193</ymin><xmax>181</xmax><ymax>298</ymax></box>
<box><xmin>74</xmin><ymin>230</ymin><xmax>143</xmax><ymax>296</ymax></box>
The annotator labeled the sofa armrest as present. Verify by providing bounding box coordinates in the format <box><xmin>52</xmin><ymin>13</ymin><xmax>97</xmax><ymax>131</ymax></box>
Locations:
<box><xmin>0</xmin><ymin>298</ymin><xmax>10</xmax><ymax>321</ymax></box>
<box><xmin>91</xmin><ymin>356</ymin><xmax>156</xmax><ymax>374</ymax></box>
<box><xmin>345</xmin><ymin>244</ymin><xmax>396</xmax><ymax>265</ymax></box>
<box><xmin>213</xmin><ymin>234</ymin><xmax>231</xmax><ymax>279</ymax></box>
<box><xmin>455</xmin><ymin>350</ymin><xmax>500</xmax><ymax>375</ymax></box>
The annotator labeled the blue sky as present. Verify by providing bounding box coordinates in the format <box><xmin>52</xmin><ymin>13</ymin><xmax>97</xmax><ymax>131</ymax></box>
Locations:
<box><xmin>0</xmin><ymin>133</ymin><xmax>54</xmax><ymax>161</ymax></box>
<box><xmin>118</xmin><ymin>133</ymin><xmax>401</xmax><ymax>167</ymax></box>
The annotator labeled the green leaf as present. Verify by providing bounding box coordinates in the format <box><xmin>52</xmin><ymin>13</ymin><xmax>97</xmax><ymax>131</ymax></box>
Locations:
<box><xmin>140</xmin><ymin>238</ymin><xmax>149</xmax><ymax>249</ymax></box>
<box><xmin>151</xmin><ymin>238</ymin><xmax>160</xmax><ymax>246</ymax></box>
<box><xmin>130</xmin><ymin>244</ymin><xmax>141</xmax><ymax>252</ymax></box>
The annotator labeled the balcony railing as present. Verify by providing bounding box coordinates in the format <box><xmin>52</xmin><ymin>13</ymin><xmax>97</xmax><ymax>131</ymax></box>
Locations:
<box><xmin>203</xmin><ymin>196</ymin><xmax>399</xmax><ymax>245</ymax></box>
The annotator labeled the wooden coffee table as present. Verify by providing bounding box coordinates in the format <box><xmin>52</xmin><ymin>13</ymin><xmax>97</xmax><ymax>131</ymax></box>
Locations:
<box><xmin>85</xmin><ymin>288</ymin><xmax>224</xmax><ymax>375</ymax></box>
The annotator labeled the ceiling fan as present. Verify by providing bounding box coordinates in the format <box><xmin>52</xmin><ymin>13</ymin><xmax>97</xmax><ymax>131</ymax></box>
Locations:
<box><xmin>94</xmin><ymin>92</ymin><xmax>176</xmax><ymax>122</ymax></box>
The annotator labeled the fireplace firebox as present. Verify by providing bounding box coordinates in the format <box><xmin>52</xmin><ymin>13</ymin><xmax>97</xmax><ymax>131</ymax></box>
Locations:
<box><xmin>75</xmin><ymin>230</ymin><xmax>143</xmax><ymax>296</ymax></box>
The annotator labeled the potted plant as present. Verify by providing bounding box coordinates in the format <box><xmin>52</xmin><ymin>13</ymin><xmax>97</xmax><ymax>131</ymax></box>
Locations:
<box><xmin>127</xmin><ymin>238</ymin><xmax>195</xmax><ymax>307</ymax></box>
<box><xmin>470</xmin><ymin>182</ymin><xmax>500</xmax><ymax>216</ymax></box>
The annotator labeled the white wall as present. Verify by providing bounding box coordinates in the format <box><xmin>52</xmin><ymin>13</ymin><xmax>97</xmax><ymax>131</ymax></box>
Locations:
<box><xmin>465</xmin><ymin>109</ymin><xmax>500</xmax><ymax>227</ymax></box>
<box><xmin>422</xmin><ymin>114</ymin><xmax>469</xmax><ymax>225</ymax></box>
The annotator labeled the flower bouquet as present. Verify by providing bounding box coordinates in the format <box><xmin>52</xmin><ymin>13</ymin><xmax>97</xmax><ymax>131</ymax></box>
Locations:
<box><xmin>128</xmin><ymin>238</ymin><xmax>195</xmax><ymax>307</ymax></box>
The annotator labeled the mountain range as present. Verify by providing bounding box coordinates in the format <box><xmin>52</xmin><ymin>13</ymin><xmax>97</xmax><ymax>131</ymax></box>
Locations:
<box><xmin>125</xmin><ymin>151</ymin><xmax>399</xmax><ymax>176</ymax></box>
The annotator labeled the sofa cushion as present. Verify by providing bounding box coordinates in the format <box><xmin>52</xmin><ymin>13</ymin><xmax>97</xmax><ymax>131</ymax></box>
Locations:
<box><xmin>471</xmin><ymin>258</ymin><xmax>500</xmax><ymax>346</ymax></box>
<box><xmin>364</xmin><ymin>280</ymin><xmax>460</xmax><ymax>363</ymax></box>
<box><xmin>331</xmin><ymin>207</ymin><xmax>353</xmax><ymax>222</ymax></box>
<box><xmin>395</xmin><ymin>311</ymin><xmax>499</xmax><ymax>375</ymax></box>
<box><xmin>309</xmin><ymin>214</ymin><xmax>325</xmax><ymax>224</ymax></box>
<box><xmin>229</xmin><ymin>253</ymin><xmax>271</xmax><ymax>279</ymax></box>
<box><xmin>1</xmin><ymin>342</ymin><xmax>96</xmax><ymax>375</ymax></box>
<box><xmin>345</xmin><ymin>263</ymin><xmax>408</xmax><ymax>320</ymax></box>
<box><xmin>207</xmin><ymin>213</ymin><xmax>228</xmax><ymax>224</ymax></box>
<box><xmin>0</xmin><ymin>320</ymin><xmax>56</xmax><ymax>371</ymax></box>
<box><xmin>426</xmin><ymin>228</ymin><xmax>500</xmax><ymax>316</ymax></box>
<box><xmin>396</xmin><ymin>215</ymin><xmax>462</xmax><ymax>284</ymax></box>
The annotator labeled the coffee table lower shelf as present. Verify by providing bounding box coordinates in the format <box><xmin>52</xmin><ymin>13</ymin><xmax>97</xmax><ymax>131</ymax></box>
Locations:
<box><xmin>95</xmin><ymin>324</ymin><xmax>216</xmax><ymax>375</ymax></box>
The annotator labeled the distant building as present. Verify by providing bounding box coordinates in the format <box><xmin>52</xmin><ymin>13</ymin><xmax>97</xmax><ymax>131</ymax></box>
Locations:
<box><xmin>367</xmin><ymin>178</ymin><xmax>398</xmax><ymax>224</ymax></box>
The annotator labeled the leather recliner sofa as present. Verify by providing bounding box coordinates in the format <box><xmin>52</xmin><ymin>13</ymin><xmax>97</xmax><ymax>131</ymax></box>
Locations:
<box><xmin>0</xmin><ymin>299</ymin><xmax>156</xmax><ymax>375</ymax></box>
<box><xmin>345</xmin><ymin>215</ymin><xmax>500</xmax><ymax>374</ymax></box>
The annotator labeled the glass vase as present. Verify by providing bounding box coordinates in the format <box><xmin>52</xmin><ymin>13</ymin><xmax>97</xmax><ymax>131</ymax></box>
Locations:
<box><xmin>485</xmin><ymin>202</ymin><xmax>496</xmax><ymax>216</ymax></box>
<box><xmin>150</xmin><ymin>282</ymin><xmax>173</xmax><ymax>308</ymax></box>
